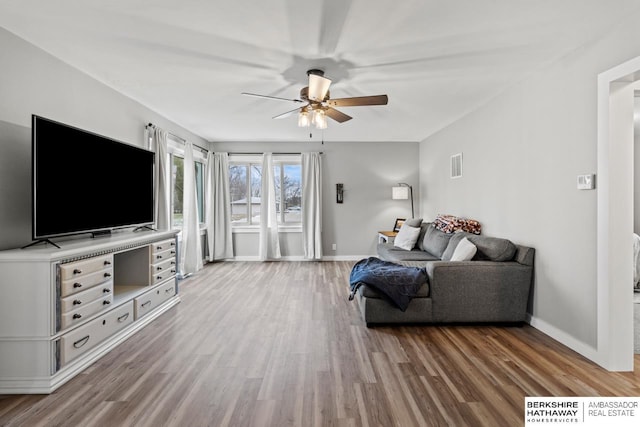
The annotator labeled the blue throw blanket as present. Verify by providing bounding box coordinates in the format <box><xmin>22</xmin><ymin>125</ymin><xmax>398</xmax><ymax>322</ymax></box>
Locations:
<box><xmin>348</xmin><ymin>257</ymin><xmax>427</xmax><ymax>312</ymax></box>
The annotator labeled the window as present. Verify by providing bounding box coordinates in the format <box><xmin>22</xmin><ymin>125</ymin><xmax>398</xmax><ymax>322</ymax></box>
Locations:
<box><xmin>168</xmin><ymin>138</ymin><xmax>206</xmax><ymax>229</ymax></box>
<box><xmin>229</xmin><ymin>162</ymin><xmax>262</xmax><ymax>224</ymax></box>
<box><xmin>229</xmin><ymin>155</ymin><xmax>301</xmax><ymax>226</ymax></box>
<box><xmin>275</xmin><ymin>163</ymin><xmax>302</xmax><ymax>223</ymax></box>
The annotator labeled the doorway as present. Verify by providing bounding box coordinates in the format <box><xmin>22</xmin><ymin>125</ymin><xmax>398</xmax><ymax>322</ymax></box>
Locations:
<box><xmin>596</xmin><ymin>59</ymin><xmax>640</xmax><ymax>371</ymax></box>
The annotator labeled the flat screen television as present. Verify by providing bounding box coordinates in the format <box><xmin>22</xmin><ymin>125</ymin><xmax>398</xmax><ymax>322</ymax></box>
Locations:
<box><xmin>32</xmin><ymin>115</ymin><xmax>155</xmax><ymax>241</ymax></box>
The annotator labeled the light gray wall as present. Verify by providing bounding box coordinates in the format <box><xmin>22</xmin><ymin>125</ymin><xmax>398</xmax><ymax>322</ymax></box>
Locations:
<box><xmin>0</xmin><ymin>27</ymin><xmax>208</xmax><ymax>250</ymax></box>
<box><xmin>212</xmin><ymin>141</ymin><xmax>419</xmax><ymax>258</ymax></box>
<box><xmin>419</xmin><ymin>10</ymin><xmax>640</xmax><ymax>349</ymax></box>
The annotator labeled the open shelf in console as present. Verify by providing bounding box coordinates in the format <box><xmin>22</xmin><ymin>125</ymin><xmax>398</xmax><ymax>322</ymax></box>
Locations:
<box><xmin>113</xmin><ymin>245</ymin><xmax>150</xmax><ymax>305</ymax></box>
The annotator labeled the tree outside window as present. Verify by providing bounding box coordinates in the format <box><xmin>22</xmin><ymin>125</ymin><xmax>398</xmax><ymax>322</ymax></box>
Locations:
<box><xmin>229</xmin><ymin>160</ymin><xmax>301</xmax><ymax>226</ymax></box>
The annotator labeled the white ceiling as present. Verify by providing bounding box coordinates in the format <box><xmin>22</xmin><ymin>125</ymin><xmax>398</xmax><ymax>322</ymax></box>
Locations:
<box><xmin>1</xmin><ymin>0</ymin><xmax>639</xmax><ymax>143</ymax></box>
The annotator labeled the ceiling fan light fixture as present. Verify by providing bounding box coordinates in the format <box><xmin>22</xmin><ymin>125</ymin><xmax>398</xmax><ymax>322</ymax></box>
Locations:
<box><xmin>298</xmin><ymin>110</ymin><xmax>310</xmax><ymax>127</ymax></box>
<box><xmin>312</xmin><ymin>109</ymin><xmax>327</xmax><ymax>129</ymax></box>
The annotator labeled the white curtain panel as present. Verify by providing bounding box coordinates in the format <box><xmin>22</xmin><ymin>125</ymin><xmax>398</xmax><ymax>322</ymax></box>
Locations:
<box><xmin>180</xmin><ymin>142</ymin><xmax>203</xmax><ymax>276</ymax></box>
<box><xmin>151</xmin><ymin>127</ymin><xmax>170</xmax><ymax>230</ymax></box>
<box><xmin>301</xmin><ymin>152</ymin><xmax>323</xmax><ymax>260</ymax></box>
<box><xmin>205</xmin><ymin>152</ymin><xmax>233</xmax><ymax>261</ymax></box>
<box><xmin>259</xmin><ymin>153</ymin><xmax>281</xmax><ymax>260</ymax></box>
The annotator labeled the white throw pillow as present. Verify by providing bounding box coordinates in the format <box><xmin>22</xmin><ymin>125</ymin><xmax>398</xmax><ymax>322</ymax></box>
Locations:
<box><xmin>393</xmin><ymin>224</ymin><xmax>421</xmax><ymax>251</ymax></box>
<box><xmin>450</xmin><ymin>237</ymin><xmax>477</xmax><ymax>261</ymax></box>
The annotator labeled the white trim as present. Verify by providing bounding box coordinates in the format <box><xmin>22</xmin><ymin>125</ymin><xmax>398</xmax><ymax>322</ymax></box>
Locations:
<box><xmin>222</xmin><ymin>255</ymin><xmax>367</xmax><ymax>262</ymax></box>
<box><xmin>595</xmin><ymin>55</ymin><xmax>640</xmax><ymax>371</ymax></box>
<box><xmin>526</xmin><ymin>314</ymin><xmax>598</xmax><ymax>363</ymax></box>
<box><xmin>322</xmin><ymin>255</ymin><xmax>372</xmax><ymax>261</ymax></box>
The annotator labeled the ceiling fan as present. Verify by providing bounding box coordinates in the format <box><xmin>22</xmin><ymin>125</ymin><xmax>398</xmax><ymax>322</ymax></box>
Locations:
<box><xmin>242</xmin><ymin>69</ymin><xmax>388</xmax><ymax>129</ymax></box>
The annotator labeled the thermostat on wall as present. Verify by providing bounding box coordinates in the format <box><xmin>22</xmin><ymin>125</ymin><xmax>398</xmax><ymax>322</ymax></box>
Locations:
<box><xmin>577</xmin><ymin>174</ymin><xmax>596</xmax><ymax>190</ymax></box>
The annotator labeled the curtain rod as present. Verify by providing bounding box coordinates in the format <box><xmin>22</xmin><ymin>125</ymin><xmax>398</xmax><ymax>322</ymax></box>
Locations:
<box><xmin>146</xmin><ymin>123</ymin><xmax>209</xmax><ymax>154</ymax></box>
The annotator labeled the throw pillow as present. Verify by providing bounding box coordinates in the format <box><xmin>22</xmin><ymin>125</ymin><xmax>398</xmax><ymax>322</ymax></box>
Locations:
<box><xmin>422</xmin><ymin>224</ymin><xmax>453</xmax><ymax>258</ymax></box>
<box><xmin>393</xmin><ymin>224</ymin><xmax>421</xmax><ymax>251</ymax></box>
<box><xmin>404</xmin><ymin>217</ymin><xmax>423</xmax><ymax>227</ymax></box>
<box><xmin>441</xmin><ymin>232</ymin><xmax>472</xmax><ymax>261</ymax></box>
<box><xmin>450</xmin><ymin>237</ymin><xmax>477</xmax><ymax>261</ymax></box>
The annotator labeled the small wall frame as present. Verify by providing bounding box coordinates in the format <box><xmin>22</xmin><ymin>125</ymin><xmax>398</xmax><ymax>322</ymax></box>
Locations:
<box><xmin>393</xmin><ymin>218</ymin><xmax>406</xmax><ymax>232</ymax></box>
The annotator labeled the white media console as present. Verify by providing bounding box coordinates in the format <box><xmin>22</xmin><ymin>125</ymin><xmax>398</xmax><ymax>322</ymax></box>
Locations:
<box><xmin>0</xmin><ymin>230</ymin><xmax>180</xmax><ymax>394</ymax></box>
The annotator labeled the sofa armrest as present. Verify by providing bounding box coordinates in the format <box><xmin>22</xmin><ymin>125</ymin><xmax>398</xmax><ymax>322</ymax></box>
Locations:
<box><xmin>426</xmin><ymin>260</ymin><xmax>533</xmax><ymax>323</ymax></box>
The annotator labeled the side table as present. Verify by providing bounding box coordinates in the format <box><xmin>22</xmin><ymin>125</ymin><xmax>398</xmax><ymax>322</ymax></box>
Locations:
<box><xmin>378</xmin><ymin>230</ymin><xmax>398</xmax><ymax>244</ymax></box>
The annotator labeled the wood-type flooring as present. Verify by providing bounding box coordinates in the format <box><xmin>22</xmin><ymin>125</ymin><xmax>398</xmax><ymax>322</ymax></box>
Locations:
<box><xmin>1</xmin><ymin>261</ymin><xmax>639</xmax><ymax>426</ymax></box>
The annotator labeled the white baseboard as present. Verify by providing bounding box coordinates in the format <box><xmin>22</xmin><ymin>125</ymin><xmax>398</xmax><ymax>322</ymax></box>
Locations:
<box><xmin>321</xmin><ymin>255</ymin><xmax>371</xmax><ymax>261</ymax></box>
<box><xmin>222</xmin><ymin>255</ymin><xmax>372</xmax><ymax>262</ymax></box>
<box><xmin>527</xmin><ymin>313</ymin><xmax>599</xmax><ymax>364</ymax></box>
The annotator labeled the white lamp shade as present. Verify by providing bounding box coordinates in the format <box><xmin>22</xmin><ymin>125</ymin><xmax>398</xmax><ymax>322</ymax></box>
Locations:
<box><xmin>392</xmin><ymin>186</ymin><xmax>409</xmax><ymax>200</ymax></box>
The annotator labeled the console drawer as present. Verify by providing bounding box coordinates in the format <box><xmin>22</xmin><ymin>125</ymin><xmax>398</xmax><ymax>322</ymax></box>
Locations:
<box><xmin>60</xmin><ymin>301</ymin><xmax>134</xmax><ymax>366</ymax></box>
<box><xmin>151</xmin><ymin>264</ymin><xmax>177</xmax><ymax>285</ymax></box>
<box><xmin>61</xmin><ymin>294</ymin><xmax>113</xmax><ymax>330</ymax></box>
<box><xmin>151</xmin><ymin>247</ymin><xmax>176</xmax><ymax>263</ymax></box>
<box><xmin>60</xmin><ymin>280</ymin><xmax>113</xmax><ymax>313</ymax></box>
<box><xmin>134</xmin><ymin>282</ymin><xmax>177</xmax><ymax>319</ymax></box>
<box><xmin>59</xmin><ymin>254</ymin><xmax>113</xmax><ymax>281</ymax></box>
<box><xmin>151</xmin><ymin>257</ymin><xmax>176</xmax><ymax>274</ymax></box>
<box><xmin>60</xmin><ymin>267</ymin><xmax>113</xmax><ymax>297</ymax></box>
<box><xmin>151</xmin><ymin>238</ymin><xmax>176</xmax><ymax>255</ymax></box>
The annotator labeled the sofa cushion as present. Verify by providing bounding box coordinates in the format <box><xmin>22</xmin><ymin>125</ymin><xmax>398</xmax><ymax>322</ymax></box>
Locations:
<box><xmin>450</xmin><ymin>237</ymin><xmax>477</xmax><ymax>261</ymax></box>
<box><xmin>421</xmin><ymin>224</ymin><xmax>453</xmax><ymax>258</ymax></box>
<box><xmin>415</xmin><ymin>222</ymin><xmax>431</xmax><ymax>251</ymax></box>
<box><xmin>404</xmin><ymin>217</ymin><xmax>423</xmax><ymax>227</ymax></box>
<box><xmin>393</xmin><ymin>224</ymin><xmax>421</xmax><ymax>250</ymax></box>
<box><xmin>377</xmin><ymin>243</ymin><xmax>439</xmax><ymax>263</ymax></box>
<box><xmin>441</xmin><ymin>232</ymin><xmax>472</xmax><ymax>261</ymax></box>
<box><xmin>468</xmin><ymin>235</ymin><xmax>517</xmax><ymax>261</ymax></box>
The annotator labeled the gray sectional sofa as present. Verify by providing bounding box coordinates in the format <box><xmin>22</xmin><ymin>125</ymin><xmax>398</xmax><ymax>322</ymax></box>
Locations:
<box><xmin>353</xmin><ymin>222</ymin><xmax>535</xmax><ymax>325</ymax></box>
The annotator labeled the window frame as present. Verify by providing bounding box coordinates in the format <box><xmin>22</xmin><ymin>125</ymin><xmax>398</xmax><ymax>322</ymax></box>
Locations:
<box><xmin>167</xmin><ymin>137</ymin><xmax>207</xmax><ymax>230</ymax></box>
<box><xmin>229</xmin><ymin>154</ymin><xmax>302</xmax><ymax>232</ymax></box>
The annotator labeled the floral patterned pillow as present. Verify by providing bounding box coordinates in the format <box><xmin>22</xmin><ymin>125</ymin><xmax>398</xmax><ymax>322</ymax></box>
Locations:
<box><xmin>433</xmin><ymin>214</ymin><xmax>481</xmax><ymax>234</ymax></box>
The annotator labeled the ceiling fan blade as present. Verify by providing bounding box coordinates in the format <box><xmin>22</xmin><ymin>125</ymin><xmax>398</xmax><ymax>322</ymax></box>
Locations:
<box><xmin>324</xmin><ymin>107</ymin><xmax>352</xmax><ymax>123</ymax></box>
<box><xmin>308</xmin><ymin>74</ymin><xmax>332</xmax><ymax>101</ymax></box>
<box><xmin>272</xmin><ymin>107</ymin><xmax>302</xmax><ymax>120</ymax></box>
<box><xmin>327</xmin><ymin>95</ymin><xmax>388</xmax><ymax>107</ymax></box>
<box><xmin>242</xmin><ymin>92</ymin><xmax>304</xmax><ymax>103</ymax></box>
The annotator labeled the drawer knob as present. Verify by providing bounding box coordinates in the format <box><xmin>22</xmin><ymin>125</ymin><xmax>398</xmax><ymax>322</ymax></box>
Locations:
<box><xmin>117</xmin><ymin>313</ymin><xmax>130</xmax><ymax>322</ymax></box>
<box><xmin>73</xmin><ymin>314</ymin><xmax>82</xmax><ymax>319</ymax></box>
<box><xmin>73</xmin><ymin>335</ymin><xmax>90</xmax><ymax>349</ymax></box>
<box><xmin>171</xmin><ymin>242</ymin><xmax>176</xmax><ymax>246</ymax></box>
<box><xmin>103</xmin><ymin>288</ymin><xmax>111</xmax><ymax>293</ymax></box>
<box><xmin>171</xmin><ymin>269</ymin><xmax>176</xmax><ymax>273</ymax></box>
<box><xmin>156</xmin><ymin>246</ymin><xmax>163</xmax><ymax>250</ymax></box>
<box><xmin>156</xmin><ymin>255</ymin><xmax>162</xmax><ymax>259</ymax></box>
<box><xmin>73</xmin><ymin>283</ymin><xmax>82</xmax><ymax>289</ymax></box>
<box><xmin>103</xmin><ymin>300</ymin><xmax>111</xmax><ymax>305</ymax></box>
<box><xmin>73</xmin><ymin>300</ymin><xmax>82</xmax><ymax>306</ymax></box>
<box><xmin>104</xmin><ymin>260</ymin><xmax>111</xmax><ymax>266</ymax></box>
<box><xmin>141</xmin><ymin>300</ymin><xmax>151</xmax><ymax>308</ymax></box>
<box><xmin>156</xmin><ymin>276</ymin><xmax>162</xmax><ymax>280</ymax></box>
<box><xmin>170</xmin><ymin>250</ymin><xmax>176</xmax><ymax>255</ymax></box>
<box><xmin>171</xmin><ymin>261</ymin><xmax>176</xmax><ymax>265</ymax></box>
<box><xmin>104</xmin><ymin>272</ymin><xmax>111</xmax><ymax>278</ymax></box>
<box><xmin>156</xmin><ymin>266</ymin><xmax>162</xmax><ymax>271</ymax></box>
<box><xmin>73</xmin><ymin>269</ymin><xmax>82</xmax><ymax>275</ymax></box>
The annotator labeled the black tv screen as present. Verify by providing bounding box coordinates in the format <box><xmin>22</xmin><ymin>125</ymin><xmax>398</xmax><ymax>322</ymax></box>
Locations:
<box><xmin>32</xmin><ymin>115</ymin><xmax>155</xmax><ymax>240</ymax></box>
